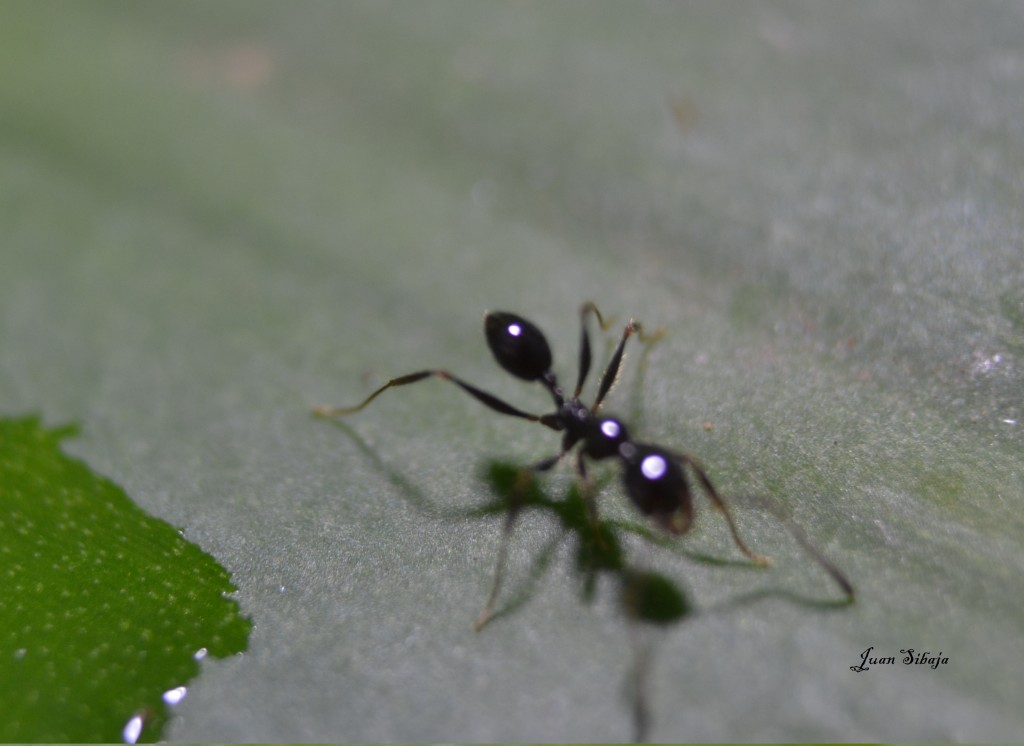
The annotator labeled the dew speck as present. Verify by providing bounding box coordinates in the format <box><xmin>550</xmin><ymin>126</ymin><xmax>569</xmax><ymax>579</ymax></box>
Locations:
<box><xmin>121</xmin><ymin>713</ymin><xmax>144</xmax><ymax>744</ymax></box>
<box><xmin>162</xmin><ymin>686</ymin><xmax>187</xmax><ymax>706</ymax></box>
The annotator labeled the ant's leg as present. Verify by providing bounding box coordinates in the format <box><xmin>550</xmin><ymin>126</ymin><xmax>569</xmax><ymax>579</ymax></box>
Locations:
<box><xmin>574</xmin><ymin>302</ymin><xmax>615</xmax><ymax>398</ymax></box>
<box><xmin>591</xmin><ymin>318</ymin><xmax>665</xmax><ymax>413</ymax></box>
<box><xmin>473</xmin><ymin>469</ymin><xmax>533</xmax><ymax>631</ymax></box>
<box><xmin>678</xmin><ymin>454</ymin><xmax>854</xmax><ymax>598</ymax></box>
<box><xmin>313</xmin><ymin>371</ymin><xmax>433</xmax><ymax>416</ymax></box>
<box><xmin>526</xmin><ymin>434</ymin><xmax>600</xmax><ymax>527</ymax></box>
<box><xmin>675</xmin><ymin>453</ymin><xmax>771</xmax><ymax>566</ymax></box>
<box><xmin>591</xmin><ymin>320</ymin><xmax>641</xmax><ymax>412</ymax></box>
<box><xmin>314</xmin><ymin>369</ymin><xmax>553</xmax><ymax>426</ymax></box>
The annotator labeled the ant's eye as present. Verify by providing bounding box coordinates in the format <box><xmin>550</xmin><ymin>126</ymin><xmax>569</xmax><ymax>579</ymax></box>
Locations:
<box><xmin>485</xmin><ymin>312</ymin><xmax>553</xmax><ymax>381</ymax></box>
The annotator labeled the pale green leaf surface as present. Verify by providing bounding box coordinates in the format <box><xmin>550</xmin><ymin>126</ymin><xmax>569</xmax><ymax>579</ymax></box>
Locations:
<box><xmin>1</xmin><ymin>2</ymin><xmax>1021</xmax><ymax>741</ymax></box>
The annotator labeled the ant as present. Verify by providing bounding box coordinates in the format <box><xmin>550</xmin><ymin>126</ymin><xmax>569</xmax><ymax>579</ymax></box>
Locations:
<box><xmin>315</xmin><ymin>303</ymin><xmax>854</xmax><ymax>628</ymax></box>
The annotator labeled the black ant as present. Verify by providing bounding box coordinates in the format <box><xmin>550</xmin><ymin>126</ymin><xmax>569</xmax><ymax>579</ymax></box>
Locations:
<box><xmin>315</xmin><ymin>303</ymin><xmax>854</xmax><ymax>628</ymax></box>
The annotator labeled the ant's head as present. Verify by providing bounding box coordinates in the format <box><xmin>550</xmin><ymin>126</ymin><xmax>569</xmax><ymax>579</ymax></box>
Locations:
<box><xmin>485</xmin><ymin>311</ymin><xmax>553</xmax><ymax>382</ymax></box>
<box><xmin>584</xmin><ymin>417</ymin><xmax>631</xmax><ymax>460</ymax></box>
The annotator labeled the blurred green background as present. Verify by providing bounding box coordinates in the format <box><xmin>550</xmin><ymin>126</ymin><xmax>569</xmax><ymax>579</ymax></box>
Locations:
<box><xmin>1</xmin><ymin>1</ymin><xmax>1021</xmax><ymax>741</ymax></box>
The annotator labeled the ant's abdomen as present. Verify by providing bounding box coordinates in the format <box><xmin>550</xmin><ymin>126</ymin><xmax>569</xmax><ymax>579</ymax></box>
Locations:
<box><xmin>621</xmin><ymin>444</ymin><xmax>693</xmax><ymax>534</ymax></box>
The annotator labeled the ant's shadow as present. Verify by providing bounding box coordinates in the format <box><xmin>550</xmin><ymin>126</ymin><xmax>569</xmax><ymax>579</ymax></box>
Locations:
<box><xmin>326</xmin><ymin>419</ymin><xmax>851</xmax><ymax>743</ymax></box>
<box><xmin>325</xmin><ymin>418</ymin><xmax>852</xmax><ymax>623</ymax></box>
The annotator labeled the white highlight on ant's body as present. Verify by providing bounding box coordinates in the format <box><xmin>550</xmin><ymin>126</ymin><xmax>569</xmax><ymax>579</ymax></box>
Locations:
<box><xmin>601</xmin><ymin>420</ymin><xmax>622</xmax><ymax>438</ymax></box>
<box><xmin>641</xmin><ymin>454</ymin><xmax>668</xmax><ymax>480</ymax></box>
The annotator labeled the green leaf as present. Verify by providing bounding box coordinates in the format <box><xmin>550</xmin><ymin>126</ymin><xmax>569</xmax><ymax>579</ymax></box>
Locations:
<box><xmin>0</xmin><ymin>416</ymin><xmax>250</xmax><ymax>742</ymax></box>
<box><xmin>1</xmin><ymin>2</ymin><xmax>1021</xmax><ymax>741</ymax></box>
